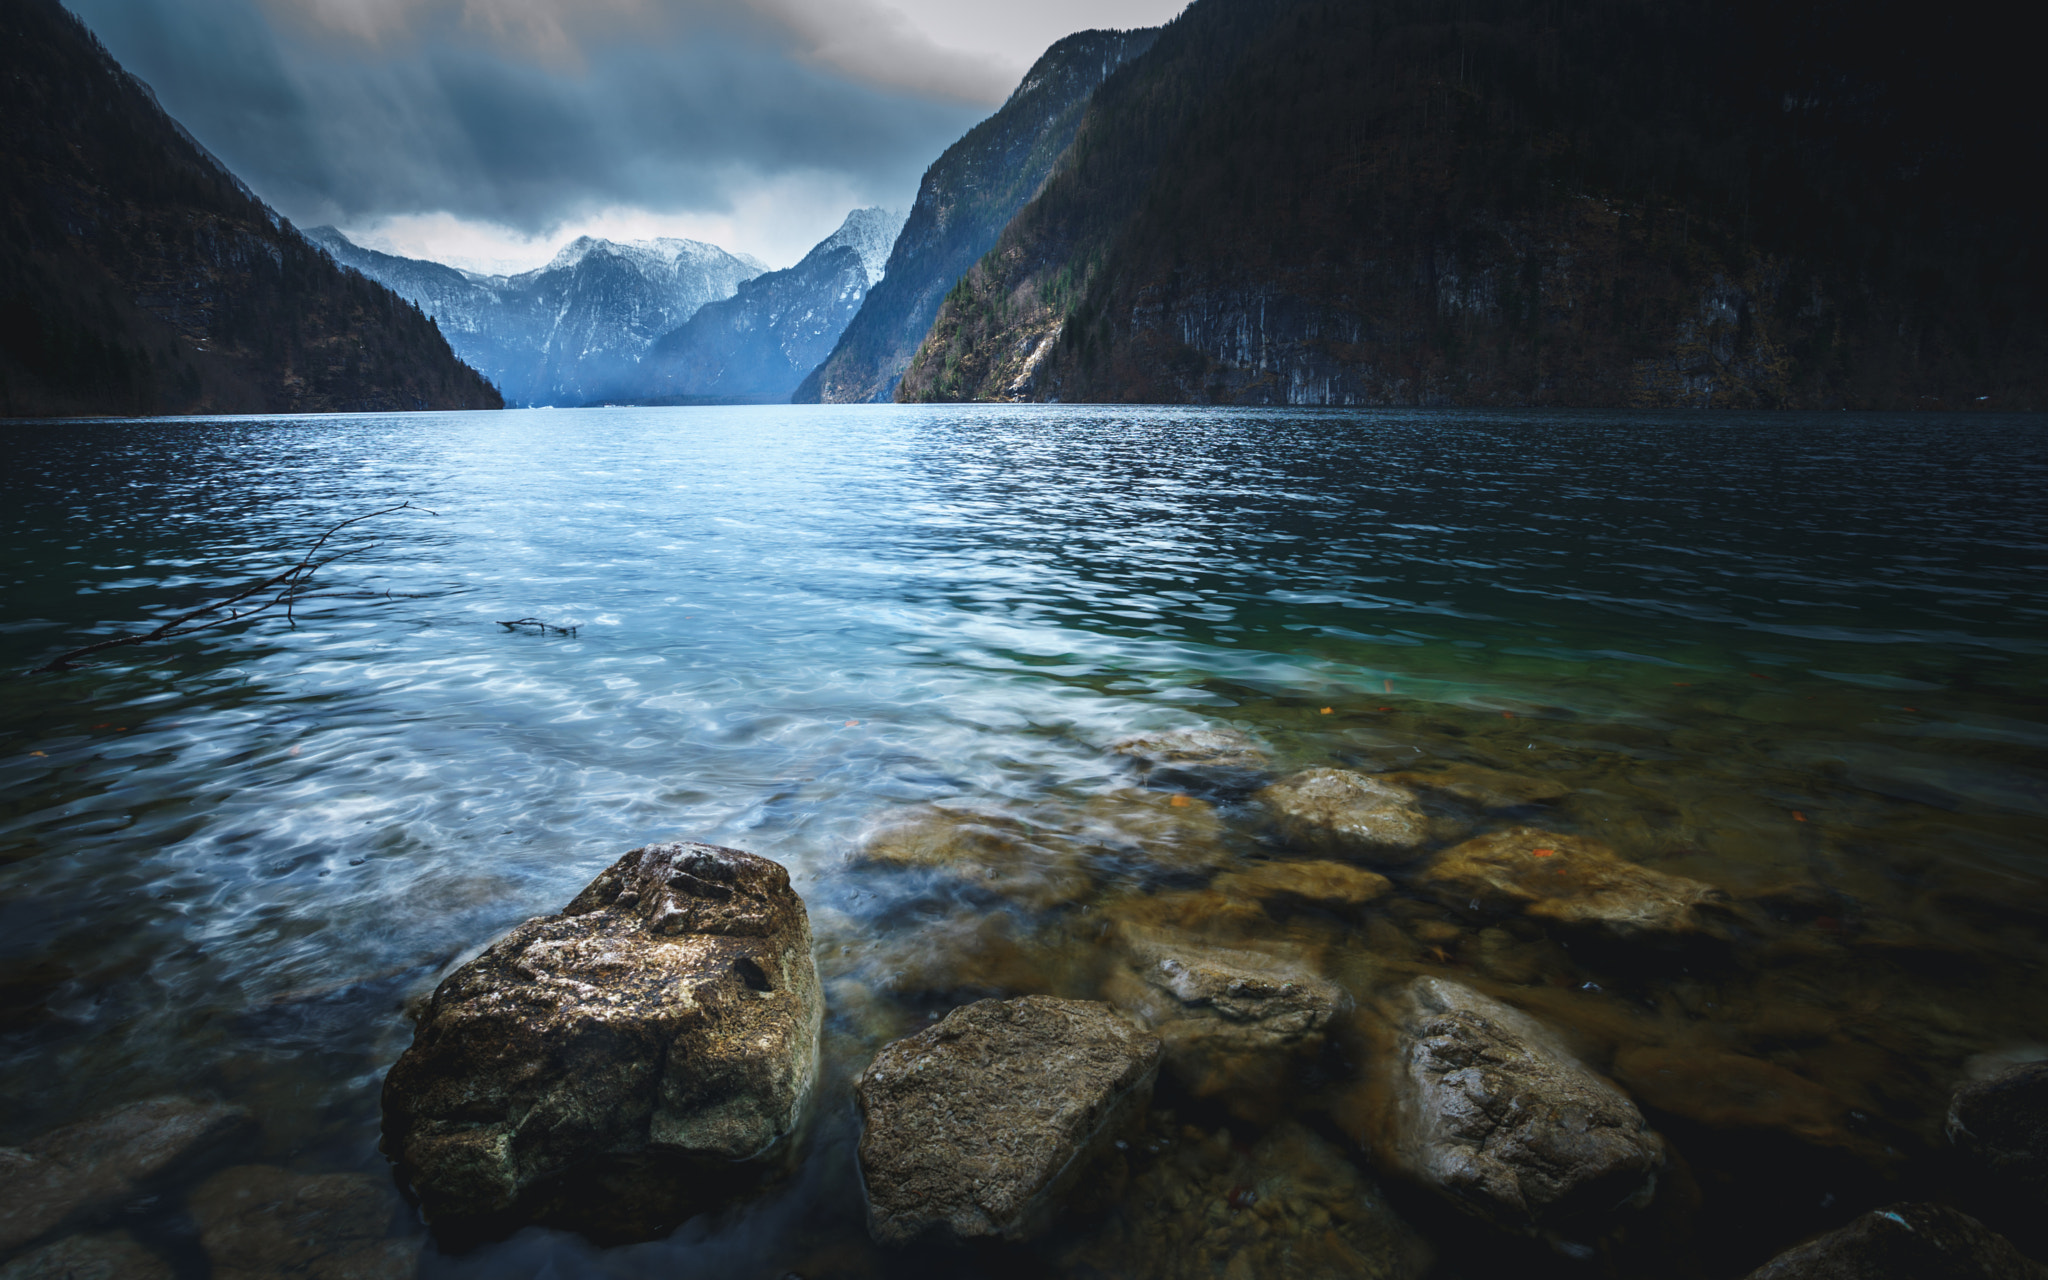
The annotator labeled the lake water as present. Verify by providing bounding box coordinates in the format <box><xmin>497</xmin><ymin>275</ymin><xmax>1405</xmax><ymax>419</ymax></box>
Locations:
<box><xmin>2</xmin><ymin>405</ymin><xmax>2045</xmax><ymax>1278</ymax></box>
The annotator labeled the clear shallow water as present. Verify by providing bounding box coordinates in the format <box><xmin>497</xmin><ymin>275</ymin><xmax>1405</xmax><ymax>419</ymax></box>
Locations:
<box><xmin>1</xmin><ymin>405</ymin><xmax>2045</xmax><ymax>1277</ymax></box>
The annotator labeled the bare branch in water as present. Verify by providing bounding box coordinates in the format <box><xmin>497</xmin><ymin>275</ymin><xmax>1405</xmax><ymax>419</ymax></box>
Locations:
<box><xmin>32</xmin><ymin>501</ymin><xmax>436</xmax><ymax>674</ymax></box>
<box><xmin>496</xmin><ymin>617</ymin><xmax>579</xmax><ymax>636</ymax></box>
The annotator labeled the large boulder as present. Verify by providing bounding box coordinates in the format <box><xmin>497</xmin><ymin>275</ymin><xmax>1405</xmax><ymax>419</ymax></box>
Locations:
<box><xmin>1417</xmin><ymin>828</ymin><xmax>1728</xmax><ymax>942</ymax></box>
<box><xmin>1743</xmin><ymin>1203</ymin><xmax>2045</xmax><ymax>1279</ymax></box>
<box><xmin>0</xmin><ymin>1096</ymin><xmax>249</xmax><ymax>1252</ymax></box>
<box><xmin>1104</xmin><ymin>926</ymin><xmax>1348</xmax><ymax>1108</ymax></box>
<box><xmin>1372</xmin><ymin>977</ymin><xmax>1665</xmax><ymax>1236</ymax></box>
<box><xmin>1258</xmin><ymin>769</ymin><xmax>1432</xmax><ymax>865</ymax></box>
<box><xmin>381</xmin><ymin>842</ymin><xmax>823</xmax><ymax>1239</ymax></box>
<box><xmin>190</xmin><ymin>1165</ymin><xmax>416</xmax><ymax>1280</ymax></box>
<box><xmin>856</xmin><ymin>996</ymin><xmax>1161</xmax><ymax>1245</ymax></box>
<box><xmin>1948</xmin><ymin>1059</ymin><xmax>2048</xmax><ymax>1240</ymax></box>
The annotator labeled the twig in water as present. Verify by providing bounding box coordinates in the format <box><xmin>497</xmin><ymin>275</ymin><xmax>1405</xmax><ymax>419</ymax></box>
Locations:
<box><xmin>32</xmin><ymin>501</ymin><xmax>434</xmax><ymax>674</ymax></box>
<box><xmin>496</xmin><ymin>618</ymin><xmax>579</xmax><ymax>636</ymax></box>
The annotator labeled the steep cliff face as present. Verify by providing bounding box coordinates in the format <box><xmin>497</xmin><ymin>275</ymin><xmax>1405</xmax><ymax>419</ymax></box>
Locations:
<box><xmin>790</xmin><ymin>27</ymin><xmax>1159</xmax><ymax>405</ymax></box>
<box><xmin>902</xmin><ymin>0</ymin><xmax>2045</xmax><ymax>409</ymax></box>
<box><xmin>307</xmin><ymin>229</ymin><xmax>764</xmax><ymax>407</ymax></box>
<box><xmin>629</xmin><ymin>208</ymin><xmax>904</xmax><ymax>403</ymax></box>
<box><xmin>0</xmin><ymin>0</ymin><xmax>502</xmax><ymax>417</ymax></box>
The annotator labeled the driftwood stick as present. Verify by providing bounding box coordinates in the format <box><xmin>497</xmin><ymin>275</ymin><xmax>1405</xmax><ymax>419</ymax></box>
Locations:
<box><xmin>496</xmin><ymin>617</ymin><xmax>579</xmax><ymax>636</ymax></box>
<box><xmin>32</xmin><ymin>501</ymin><xmax>433</xmax><ymax>674</ymax></box>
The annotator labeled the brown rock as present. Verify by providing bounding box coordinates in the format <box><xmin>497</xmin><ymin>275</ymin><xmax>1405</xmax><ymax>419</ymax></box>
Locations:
<box><xmin>1613</xmin><ymin>1046</ymin><xmax>1849</xmax><ymax>1144</ymax></box>
<box><xmin>1383</xmin><ymin>763</ymin><xmax>1571</xmax><ymax>809</ymax></box>
<box><xmin>1214</xmin><ymin>860</ymin><xmax>1393</xmax><ymax>910</ymax></box>
<box><xmin>1375</xmin><ymin>977</ymin><xmax>1665</xmax><ymax>1235</ymax></box>
<box><xmin>851</xmin><ymin>806</ymin><xmax>1092</xmax><ymax>908</ymax></box>
<box><xmin>0</xmin><ymin>1232</ymin><xmax>173</xmax><ymax>1280</ymax></box>
<box><xmin>190</xmin><ymin>1165</ymin><xmax>415</xmax><ymax>1280</ymax></box>
<box><xmin>0</xmin><ymin>1097</ymin><xmax>250</xmax><ymax>1252</ymax></box>
<box><xmin>1110</xmin><ymin>726</ymin><xmax>1269</xmax><ymax>776</ymax></box>
<box><xmin>856</xmin><ymin>996</ymin><xmax>1161</xmax><ymax>1245</ymax></box>
<box><xmin>1076</xmin><ymin>789</ymin><xmax>1237</xmax><ymax>874</ymax></box>
<box><xmin>1258</xmin><ymin>769</ymin><xmax>1432</xmax><ymax>865</ymax></box>
<box><xmin>380</xmin><ymin>842</ymin><xmax>823</xmax><ymax>1237</ymax></box>
<box><xmin>1418</xmin><ymin>827</ymin><xmax>1728</xmax><ymax>940</ymax></box>
<box><xmin>1104</xmin><ymin>927</ymin><xmax>1348</xmax><ymax>1106</ymax></box>
<box><xmin>1743</xmin><ymin>1203</ymin><xmax>2045</xmax><ymax>1279</ymax></box>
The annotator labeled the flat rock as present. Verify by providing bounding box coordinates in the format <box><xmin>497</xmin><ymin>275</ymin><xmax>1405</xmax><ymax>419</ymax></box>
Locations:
<box><xmin>1375</xmin><ymin>977</ymin><xmax>1665</xmax><ymax>1235</ymax></box>
<box><xmin>1060</xmin><ymin>1118</ymin><xmax>1433</xmax><ymax>1280</ymax></box>
<box><xmin>0</xmin><ymin>1232</ymin><xmax>173</xmax><ymax>1280</ymax></box>
<box><xmin>381</xmin><ymin>842</ymin><xmax>823</xmax><ymax>1238</ymax></box>
<box><xmin>1074</xmin><ymin>789</ymin><xmax>1237</xmax><ymax>874</ymax></box>
<box><xmin>856</xmin><ymin>996</ymin><xmax>1161</xmax><ymax>1245</ymax></box>
<box><xmin>0</xmin><ymin>1096</ymin><xmax>250</xmax><ymax>1252</ymax></box>
<box><xmin>1418</xmin><ymin>827</ymin><xmax>1728</xmax><ymax>940</ymax></box>
<box><xmin>1744</xmin><ymin>1203</ymin><xmax>2046</xmax><ymax>1279</ymax></box>
<box><xmin>1613</xmin><ymin>1046</ymin><xmax>1854</xmax><ymax>1147</ymax></box>
<box><xmin>191</xmin><ymin>1165</ymin><xmax>415</xmax><ymax>1280</ymax></box>
<box><xmin>851</xmin><ymin>806</ymin><xmax>1092</xmax><ymax>908</ymax></box>
<box><xmin>1214</xmin><ymin>860</ymin><xmax>1393</xmax><ymax>910</ymax></box>
<box><xmin>1110</xmin><ymin>727</ymin><xmax>1270</xmax><ymax>788</ymax></box>
<box><xmin>1104</xmin><ymin>926</ymin><xmax>1348</xmax><ymax>1105</ymax></box>
<box><xmin>1383</xmin><ymin>763</ymin><xmax>1571</xmax><ymax>809</ymax></box>
<box><xmin>1258</xmin><ymin>769</ymin><xmax>1432</xmax><ymax>865</ymax></box>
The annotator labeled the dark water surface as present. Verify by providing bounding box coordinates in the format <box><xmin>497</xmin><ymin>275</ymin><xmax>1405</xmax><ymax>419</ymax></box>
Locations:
<box><xmin>2</xmin><ymin>406</ymin><xmax>2045</xmax><ymax>1277</ymax></box>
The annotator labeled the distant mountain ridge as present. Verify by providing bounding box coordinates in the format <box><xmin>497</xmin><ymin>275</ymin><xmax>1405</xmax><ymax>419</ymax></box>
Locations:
<box><xmin>628</xmin><ymin>207</ymin><xmax>905</xmax><ymax>403</ymax></box>
<box><xmin>0</xmin><ymin>0</ymin><xmax>500</xmax><ymax>416</ymax></box>
<box><xmin>308</xmin><ymin>228</ymin><xmax>765</xmax><ymax>406</ymax></box>
<box><xmin>900</xmin><ymin>0</ymin><xmax>2046</xmax><ymax>409</ymax></box>
<box><xmin>791</xmin><ymin>27</ymin><xmax>1159</xmax><ymax>405</ymax></box>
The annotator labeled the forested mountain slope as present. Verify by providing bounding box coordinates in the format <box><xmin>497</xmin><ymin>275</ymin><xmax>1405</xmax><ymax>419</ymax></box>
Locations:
<box><xmin>0</xmin><ymin>0</ymin><xmax>501</xmax><ymax>416</ymax></box>
<box><xmin>791</xmin><ymin>27</ymin><xmax>1159</xmax><ymax>405</ymax></box>
<box><xmin>901</xmin><ymin>0</ymin><xmax>2044</xmax><ymax>409</ymax></box>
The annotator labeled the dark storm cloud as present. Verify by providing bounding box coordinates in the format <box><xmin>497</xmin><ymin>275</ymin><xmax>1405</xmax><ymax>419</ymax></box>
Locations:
<box><xmin>63</xmin><ymin>0</ymin><xmax>989</xmax><ymax>233</ymax></box>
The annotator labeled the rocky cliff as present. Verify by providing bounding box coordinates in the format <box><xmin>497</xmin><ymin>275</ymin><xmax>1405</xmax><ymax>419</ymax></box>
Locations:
<box><xmin>0</xmin><ymin>0</ymin><xmax>502</xmax><ymax>417</ymax></box>
<box><xmin>791</xmin><ymin>28</ymin><xmax>1159</xmax><ymax>405</ymax></box>
<box><xmin>900</xmin><ymin>0</ymin><xmax>2045</xmax><ymax>409</ymax></box>
<box><xmin>628</xmin><ymin>207</ymin><xmax>903</xmax><ymax>403</ymax></box>
<box><xmin>307</xmin><ymin>229</ymin><xmax>764</xmax><ymax>407</ymax></box>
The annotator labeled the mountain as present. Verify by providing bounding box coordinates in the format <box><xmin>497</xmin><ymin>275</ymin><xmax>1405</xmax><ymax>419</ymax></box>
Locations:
<box><xmin>0</xmin><ymin>0</ymin><xmax>501</xmax><ymax>416</ymax></box>
<box><xmin>626</xmin><ymin>207</ymin><xmax>905</xmax><ymax>403</ymax></box>
<box><xmin>306</xmin><ymin>229</ymin><xmax>766</xmax><ymax>406</ymax></box>
<box><xmin>791</xmin><ymin>28</ymin><xmax>1160</xmax><ymax>405</ymax></box>
<box><xmin>900</xmin><ymin>0</ymin><xmax>2046</xmax><ymax>410</ymax></box>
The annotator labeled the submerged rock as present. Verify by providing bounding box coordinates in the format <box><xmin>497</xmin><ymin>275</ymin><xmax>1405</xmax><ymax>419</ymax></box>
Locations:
<box><xmin>1374</xmin><ymin>977</ymin><xmax>1665</xmax><ymax>1236</ymax></box>
<box><xmin>1383</xmin><ymin>763</ymin><xmax>1571</xmax><ymax>810</ymax></box>
<box><xmin>0</xmin><ymin>1096</ymin><xmax>250</xmax><ymax>1252</ymax></box>
<box><xmin>1258</xmin><ymin>769</ymin><xmax>1432</xmax><ymax>865</ymax></box>
<box><xmin>190</xmin><ymin>1165</ymin><xmax>415</xmax><ymax>1280</ymax></box>
<box><xmin>1110</xmin><ymin>726</ymin><xmax>1271</xmax><ymax>789</ymax></box>
<box><xmin>1743</xmin><ymin>1203</ymin><xmax>2045</xmax><ymax>1279</ymax></box>
<box><xmin>851</xmin><ymin>806</ymin><xmax>1092</xmax><ymax>908</ymax></box>
<box><xmin>1612</xmin><ymin>1046</ymin><xmax>1851</xmax><ymax>1147</ymax></box>
<box><xmin>0</xmin><ymin>1232</ymin><xmax>173</xmax><ymax>1280</ymax></box>
<box><xmin>1060</xmin><ymin>1117</ymin><xmax>1433</xmax><ymax>1280</ymax></box>
<box><xmin>856</xmin><ymin>996</ymin><xmax>1161</xmax><ymax>1245</ymax></box>
<box><xmin>1075</xmin><ymin>789</ymin><xmax>1237</xmax><ymax>874</ymax></box>
<box><xmin>1213</xmin><ymin>859</ymin><xmax>1393</xmax><ymax>910</ymax></box>
<box><xmin>1104</xmin><ymin>926</ymin><xmax>1348</xmax><ymax>1107</ymax></box>
<box><xmin>381</xmin><ymin>842</ymin><xmax>823</xmax><ymax>1239</ymax></box>
<box><xmin>1418</xmin><ymin>827</ymin><xmax>1728</xmax><ymax>941</ymax></box>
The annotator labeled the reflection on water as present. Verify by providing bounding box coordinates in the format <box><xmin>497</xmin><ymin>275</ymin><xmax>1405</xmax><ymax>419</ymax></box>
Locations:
<box><xmin>1</xmin><ymin>406</ymin><xmax>2044</xmax><ymax>1277</ymax></box>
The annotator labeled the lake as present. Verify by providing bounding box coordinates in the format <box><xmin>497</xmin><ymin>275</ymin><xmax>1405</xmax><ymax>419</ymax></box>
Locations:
<box><xmin>2</xmin><ymin>405</ymin><xmax>2045</xmax><ymax>1277</ymax></box>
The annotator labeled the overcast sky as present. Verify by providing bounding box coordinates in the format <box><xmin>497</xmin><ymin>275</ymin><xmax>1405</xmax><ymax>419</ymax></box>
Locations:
<box><xmin>66</xmin><ymin>0</ymin><xmax>1188</xmax><ymax>271</ymax></box>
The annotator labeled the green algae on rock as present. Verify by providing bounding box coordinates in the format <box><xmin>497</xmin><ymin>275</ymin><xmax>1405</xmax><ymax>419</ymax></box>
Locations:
<box><xmin>855</xmin><ymin>996</ymin><xmax>1161</xmax><ymax>1246</ymax></box>
<box><xmin>379</xmin><ymin>843</ymin><xmax>822</xmax><ymax>1241</ymax></box>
